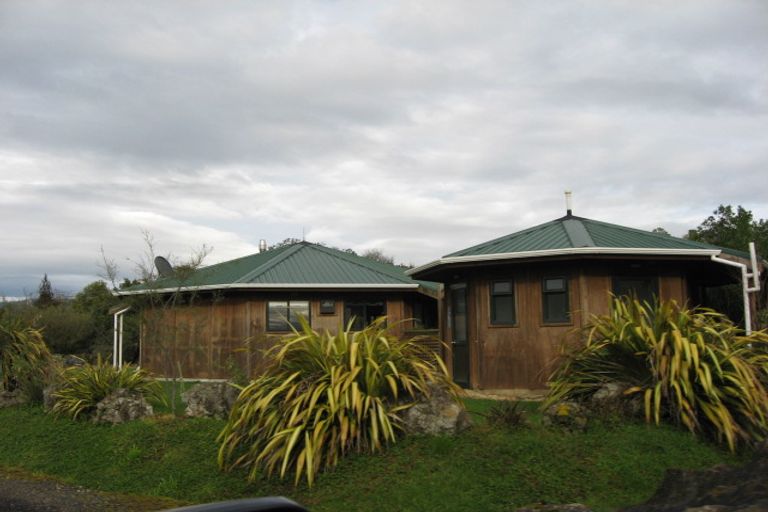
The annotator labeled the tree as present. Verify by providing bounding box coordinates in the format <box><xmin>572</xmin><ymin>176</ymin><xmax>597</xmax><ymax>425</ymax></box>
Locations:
<box><xmin>652</xmin><ymin>227</ymin><xmax>671</xmax><ymax>236</ymax></box>
<box><xmin>361</xmin><ymin>248</ymin><xmax>395</xmax><ymax>265</ymax></box>
<box><xmin>687</xmin><ymin>205</ymin><xmax>768</xmax><ymax>328</ymax></box>
<box><xmin>35</xmin><ymin>274</ymin><xmax>55</xmax><ymax>308</ymax></box>
<box><xmin>687</xmin><ymin>205</ymin><xmax>768</xmax><ymax>257</ymax></box>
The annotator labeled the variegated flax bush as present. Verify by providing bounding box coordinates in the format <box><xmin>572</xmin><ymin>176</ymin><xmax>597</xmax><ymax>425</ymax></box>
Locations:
<box><xmin>546</xmin><ymin>297</ymin><xmax>768</xmax><ymax>450</ymax></box>
<box><xmin>0</xmin><ymin>312</ymin><xmax>52</xmax><ymax>400</ymax></box>
<box><xmin>52</xmin><ymin>358</ymin><xmax>165</xmax><ymax>419</ymax></box>
<box><xmin>218</xmin><ymin>317</ymin><xmax>457</xmax><ymax>486</ymax></box>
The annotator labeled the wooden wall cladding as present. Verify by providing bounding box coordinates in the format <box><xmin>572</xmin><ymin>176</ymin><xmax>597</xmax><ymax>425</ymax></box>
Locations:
<box><xmin>442</xmin><ymin>258</ymin><xmax>690</xmax><ymax>391</ymax></box>
<box><xmin>139</xmin><ymin>293</ymin><xmax>421</xmax><ymax>379</ymax></box>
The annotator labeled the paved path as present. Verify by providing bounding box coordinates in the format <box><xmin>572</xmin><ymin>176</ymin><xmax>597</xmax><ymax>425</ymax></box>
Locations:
<box><xmin>0</xmin><ymin>468</ymin><xmax>181</xmax><ymax>512</ymax></box>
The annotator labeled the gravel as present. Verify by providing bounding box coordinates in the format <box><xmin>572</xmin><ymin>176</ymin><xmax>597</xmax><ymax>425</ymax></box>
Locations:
<box><xmin>0</xmin><ymin>469</ymin><xmax>181</xmax><ymax>512</ymax></box>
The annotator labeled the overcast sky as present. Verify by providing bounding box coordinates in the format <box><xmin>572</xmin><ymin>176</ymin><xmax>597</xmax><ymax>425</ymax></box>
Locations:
<box><xmin>1</xmin><ymin>1</ymin><xmax>767</xmax><ymax>298</ymax></box>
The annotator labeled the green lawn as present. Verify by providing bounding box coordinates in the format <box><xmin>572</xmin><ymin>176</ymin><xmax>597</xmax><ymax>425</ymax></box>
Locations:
<box><xmin>0</xmin><ymin>400</ymin><xmax>745</xmax><ymax>511</ymax></box>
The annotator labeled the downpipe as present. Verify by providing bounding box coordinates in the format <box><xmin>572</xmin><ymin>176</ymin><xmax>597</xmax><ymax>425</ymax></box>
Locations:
<box><xmin>709</xmin><ymin>242</ymin><xmax>761</xmax><ymax>335</ymax></box>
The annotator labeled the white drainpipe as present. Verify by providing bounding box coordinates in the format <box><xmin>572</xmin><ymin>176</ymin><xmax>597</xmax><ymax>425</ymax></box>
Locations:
<box><xmin>112</xmin><ymin>307</ymin><xmax>131</xmax><ymax>368</ymax></box>
<box><xmin>709</xmin><ymin>242</ymin><xmax>761</xmax><ymax>335</ymax></box>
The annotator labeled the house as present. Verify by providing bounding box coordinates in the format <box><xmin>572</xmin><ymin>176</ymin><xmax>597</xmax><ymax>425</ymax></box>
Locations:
<box><xmin>407</xmin><ymin>208</ymin><xmax>762</xmax><ymax>391</ymax></box>
<box><xmin>117</xmin><ymin>242</ymin><xmax>439</xmax><ymax>379</ymax></box>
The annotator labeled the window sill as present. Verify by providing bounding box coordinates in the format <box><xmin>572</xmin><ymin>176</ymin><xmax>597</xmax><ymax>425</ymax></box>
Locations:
<box><xmin>488</xmin><ymin>323</ymin><xmax>519</xmax><ymax>328</ymax></box>
<box><xmin>540</xmin><ymin>321</ymin><xmax>573</xmax><ymax>327</ymax></box>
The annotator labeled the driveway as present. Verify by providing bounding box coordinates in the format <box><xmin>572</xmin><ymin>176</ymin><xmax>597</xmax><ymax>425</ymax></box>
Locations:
<box><xmin>0</xmin><ymin>468</ymin><xmax>181</xmax><ymax>512</ymax></box>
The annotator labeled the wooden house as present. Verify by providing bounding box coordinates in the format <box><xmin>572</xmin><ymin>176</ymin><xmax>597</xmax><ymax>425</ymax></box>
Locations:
<box><xmin>117</xmin><ymin>242</ymin><xmax>439</xmax><ymax>379</ymax></box>
<box><xmin>407</xmin><ymin>211</ymin><xmax>761</xmax><ymax>392</ymax></box>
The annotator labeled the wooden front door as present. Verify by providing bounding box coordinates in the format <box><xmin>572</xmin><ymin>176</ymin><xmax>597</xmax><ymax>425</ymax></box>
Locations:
<box><xmin>450</xmin><ymin>283</ymin><xmax>470</xmax><ymax>387</ymax></box>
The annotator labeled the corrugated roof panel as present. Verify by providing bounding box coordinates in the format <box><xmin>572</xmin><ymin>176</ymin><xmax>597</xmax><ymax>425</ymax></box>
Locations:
<box><xmin>440</xmin><ymin>215</ymin><xmax>750</xmax><ymax>259</ymax></box>
<box><xmin>446</xmin><ymin>220</ymin><xmax>572</xmax><ymax>256</ymax></box>
<box><xmin>120</xmin><ymin>242</ymin><xmax>437</xmax><ymax>293</ymax></box>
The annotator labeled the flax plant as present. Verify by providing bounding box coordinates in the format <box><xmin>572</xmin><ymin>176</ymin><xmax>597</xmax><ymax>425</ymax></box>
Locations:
<box><xmin>546</xmin><ymin>297</ymin><xmax>768</xmax><ymax>450</ymax></box>
<box><xmin>52</xmin><ymin>358</ymin><xmax>165</xmax><ymax>419</ymax></box>
<box><xmin>0</xmin><ymin>313</ymin><xmax>52</xmax><ymax>398</ymax></box>
<box><xmin>218</xmin><ymin>317</ymin><xmax>457</xmax><ymax>486</ymax></box>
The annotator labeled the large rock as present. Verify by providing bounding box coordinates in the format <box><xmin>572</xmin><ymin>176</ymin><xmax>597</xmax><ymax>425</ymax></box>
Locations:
<box><xmin>400</xmin><ymin>383</ymin><xmax>471</xmax><ymax>436</ymax></box>
<box><xmin>0</xmin><ymin>390</ymin><xmax>26</xmax><ymax>408</ymax></box>
<box><xmin>182</xmin><ymin>381</ymin><xmax>240</xmax><ymax>419</ymax></box>
<box><xmin>93</xmin><ymin>388</ymin><xmax>154</xmax><ymax>424</ymax></box>
<box><xmin>542</xmin><ymin>401</ymin><xmax>588</xmax><ymax>431</ymax></box>
<box><xmin>516</xmin><ymin>505</ymin><xmax>593</xmax><ymax>512</ymax></box>
<box><xmin>43</xmin><ymin>384</ymin><xmax>61</xmax><ymax>411</ymax></box>
<box><xmin>590</xmin><ymin>383</ymin><xmax>643</xmax><ymax>418</ymax></box>
<box><xmin>620</xmin><ymin>450</ymin><xmax>768</xmax><ymax>512</ymax></box>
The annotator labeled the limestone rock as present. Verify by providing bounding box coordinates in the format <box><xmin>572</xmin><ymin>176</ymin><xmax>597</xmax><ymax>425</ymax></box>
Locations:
<box><xmin>517</xmin><ymin>504</ymin><xmax>593</xmax><ymax>512</ymax></box>
<box><xmin>182</xmin><ymin>381</ymin><xmax>240</xmax><ymax>419</ymax></box>
<box><xmin>401</xmin><ymin>383</ymin><xmax>471</xmax><ymax>436</ymax></box>
<box><xmin>0</xmin><ymin>389</ymin><xmax>26</xmax><ymax>408</ymax></box>
<box><xmin>93</xmin><ymin>388</ymin><xmax>153</xmax><ymax>424</ymax></box>
<box><xmin>620</xmin><ymin>451</ymin><xmax>768</xmax><ymax>512</ymax></box>
<box><xmin>590</xmin><ymin>383</ymin><xmax>643</xmax><ymax>419</ymax></box>
<box><xmin>43</xmin><ymin>384</ymin><xmax>61</xmax><ymax>411</ymax></box>
<box><xmin>542</xmin><ymin>401</ymin><xmax>588</xmax><ymax>431</ymax></box>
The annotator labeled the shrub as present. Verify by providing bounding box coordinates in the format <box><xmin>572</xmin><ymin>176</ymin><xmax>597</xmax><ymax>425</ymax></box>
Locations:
<box><xmin>0</xmin><ymin>313</ymin><xmax>52</xmax><ymax>401</ymax></box>
<box><xmin>33</xmin><ymin>303</ymin><xmax>95</xmax><ymax>354</ymax></box>
<box><xmin>52</xmin><ymin>359</ymin><xmax>165</xmax><ymax>419</ymax></box>
<box><xmin>545</xmin><ymin>297</ymin><xmax>768</xmax><ymax>450</ymax></box>
<box><xmin>486</xmin><ymin>400</ymin><xmax>527</xmax><ymax>429</ymax></box>
<box><xmin>218</xmin><ymin>317</ymin><xmax>458</xmax><ymax>486</ymax></box>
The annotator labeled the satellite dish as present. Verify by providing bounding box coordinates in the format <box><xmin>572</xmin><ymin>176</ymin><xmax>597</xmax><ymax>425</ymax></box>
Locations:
<box><xmin>154</xmin><ymin>256</ymin><xmax>174</xmax><ymax>278</ymax></box>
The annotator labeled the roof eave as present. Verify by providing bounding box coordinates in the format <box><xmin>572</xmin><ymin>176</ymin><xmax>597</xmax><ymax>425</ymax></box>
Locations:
<box><xmin>407</xmin><ymin>247</ymin><xmax>723</xmax><ymax>276</ymax></box>
<box><xmin>116</xmin><ymin>282</ymin><xmax>421</xmax><ymax>296</ymax></box>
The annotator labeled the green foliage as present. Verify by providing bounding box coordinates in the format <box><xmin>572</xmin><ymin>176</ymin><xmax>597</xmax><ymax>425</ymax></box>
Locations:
<box><xmin>73</xmin><ymin>280</ymin><xmax>138</xmax><ymax>359</ymax></box>
<box><xmin>0</xmin><ymin>312</ymin><xmax>52</xmax><ymax>400</ymax></box>
<box><xmin>546</xmin><ymin>297</ymin><xmax>768</xmax><ymax>450</ymax></box>
<box><xmin>35</xmin><ymin>273</ymin><xmax>56</xmax><ymax>308</ymax></box>
<box><xmin>34</xmin><ymin>302</ymin><xmax>95</xmax><ymax>354</ymax></box>
<box><xmin>687</xmin><ymin>204</ymin><xmax>768</xmax><ymax>256</ymax></box>
<box><xmin>52</xmin><ymin>359</ymin><xmax>165</xmax><ymax>419</ymax></box>
<box><xmin>218</xmin><ymin>317</ymin><xmax>458</xmax><ymax>486</ymax></box>
<box><xmin>485</xmin><ymin>400</ymin><xmax>528</xmax><ymax>429</ymax></box>
<box><xmin>0</xmin><ymin>402</ymin><xmax>745</xmax><ymax>511</ymax></box>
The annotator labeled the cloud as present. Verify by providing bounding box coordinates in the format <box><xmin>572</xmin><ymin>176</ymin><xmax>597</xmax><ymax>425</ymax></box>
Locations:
<box><xmin>0</xmin><ymin>0</ymin><xmax>767</xmax><ymax>296</ymax></box>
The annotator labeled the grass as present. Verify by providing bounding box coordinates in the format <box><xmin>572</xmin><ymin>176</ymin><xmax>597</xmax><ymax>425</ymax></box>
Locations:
<box><xmin>0</xmin><ymin>399</ymin><xmax>747</xmax><ymax>511</ymax></box>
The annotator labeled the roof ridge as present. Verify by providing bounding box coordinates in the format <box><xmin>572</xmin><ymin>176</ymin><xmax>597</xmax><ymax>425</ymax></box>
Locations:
<box><xmin>308</xmin><ymin>243</ymin><xmax>414</xmax><ymax>284</ymax></box>
<box><xmin>236</xmin><ymin>243</ymin><xmax>306</xmax><ymax>283</ymax></box>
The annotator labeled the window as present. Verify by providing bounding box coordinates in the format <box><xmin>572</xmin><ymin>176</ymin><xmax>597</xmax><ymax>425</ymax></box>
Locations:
<box><xmin>319</xmin><ymin>299</ymin><xmax>336</xmax><ymax>315</ymax></box>
<box><xmin>613</xmin><ymin>277</ymin><xmax>658</xmax><ymax>304</ymax></box>
<box><xmin>267</xmin><ymin>300</ymin><xmax>310</xmax><ymax>331</ymax></box>
<box><xmin>490</xmin><ymin>280</ymin><xmax>516</xmax><ymax>325</ymax></box>
<box><xmin>344</xmin><ymin>301</ymin><xmax>386</xmax><ymax>330</ymax></box>
<box><xmin>542</xmin><ymin>277</ymin><xmax>569</xmax><ymax>323</ymax></box>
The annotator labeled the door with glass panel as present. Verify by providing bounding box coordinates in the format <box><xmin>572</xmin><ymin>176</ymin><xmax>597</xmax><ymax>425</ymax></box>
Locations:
<box><xmin>449</xmin><ymin>283</ymin><xmax>470</xmax><ymax>387</ymax></box>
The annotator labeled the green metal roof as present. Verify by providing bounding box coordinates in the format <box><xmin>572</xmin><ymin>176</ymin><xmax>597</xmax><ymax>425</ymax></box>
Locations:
<box><xmin>445</xmin><ymin>215</ymin><xmax>750</xmax><ymax>259</ymax></box>
<box><xmin>118</xmin><ymin>242</ymin><xmax>438</xmax><ymax>295</ymax></box>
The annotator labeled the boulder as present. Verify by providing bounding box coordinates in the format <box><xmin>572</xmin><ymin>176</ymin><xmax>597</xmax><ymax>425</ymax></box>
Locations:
<box><xmin>182</xmin><ymin>381</ymin><xmax>240</xmax><ymax>419</ymax></box>
<box><xmin>542</xmin><ymin>401</ymin><xmax>588</xmax><ymax>431</ymax></box>
<box><xmin>93</xmin><ymin>388</ymin><xmax>153</xmax><ymax>424</ymax></box>
<box><xmin>43</xmin><ymin>384</ymin><xmax>61</xmax><ymax>411</ymax></box>
<box><xmin>516</xmin><ymin>505</ymin><xmax>593</xmax><ymax>512</ymax></box>
<box><xmin>0</xmin><ymin>389</ymin><xmax>26</xmax><ymax>408</ymax></box>
<box><xmin>590</xmin><ymin>383</ymin><xmax>643</xmax><ymax>419</ymax></box>
<box><xmin>400</xmin><ymin>383</ymin><xmax>471</xmax><ymax>436</ymax></box>
<box><xmin>620</xmin><ymin>451</ymin><xmax>768</xmax><ymax>512</ymax></box>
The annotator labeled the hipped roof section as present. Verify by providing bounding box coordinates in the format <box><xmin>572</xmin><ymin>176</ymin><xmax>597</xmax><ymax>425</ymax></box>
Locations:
<box><xmin>408</xmin><ymin>215</ymin><xmax>752</xmax><ymax>277</ymax></box>
<box><xmin>117</xmin><ymin>241</ymin><xmax>439</xmax><ymax>296</ymax></box>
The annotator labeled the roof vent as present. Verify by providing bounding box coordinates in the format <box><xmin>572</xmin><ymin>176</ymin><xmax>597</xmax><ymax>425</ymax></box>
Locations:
<box><xmin>259</xmin><ymin>239</ymin><xmax>268</xmax><ymax>253</ymax></box>
<box><xmin>565</xmin><ymin>190</ymin><xmax>573</xmax><ymax>217</ymax></box>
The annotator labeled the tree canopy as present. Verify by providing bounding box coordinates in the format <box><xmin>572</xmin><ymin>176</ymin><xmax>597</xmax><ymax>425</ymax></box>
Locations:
<box><xmin>687</xmin><ymin>205</ymin><xmax>768</xmax><ymax>257</ymax></box>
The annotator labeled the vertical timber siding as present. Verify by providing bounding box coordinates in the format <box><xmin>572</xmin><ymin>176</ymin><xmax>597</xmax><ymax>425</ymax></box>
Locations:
<box><xmin>140</xmin><ymin>293</ymin><xmax>425</xmax><ymax>379</ymax></box>
<box><xmin>440</xmin><ymin>259</ymin><xmax>691</xmax><ymax>391</ymax></box>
